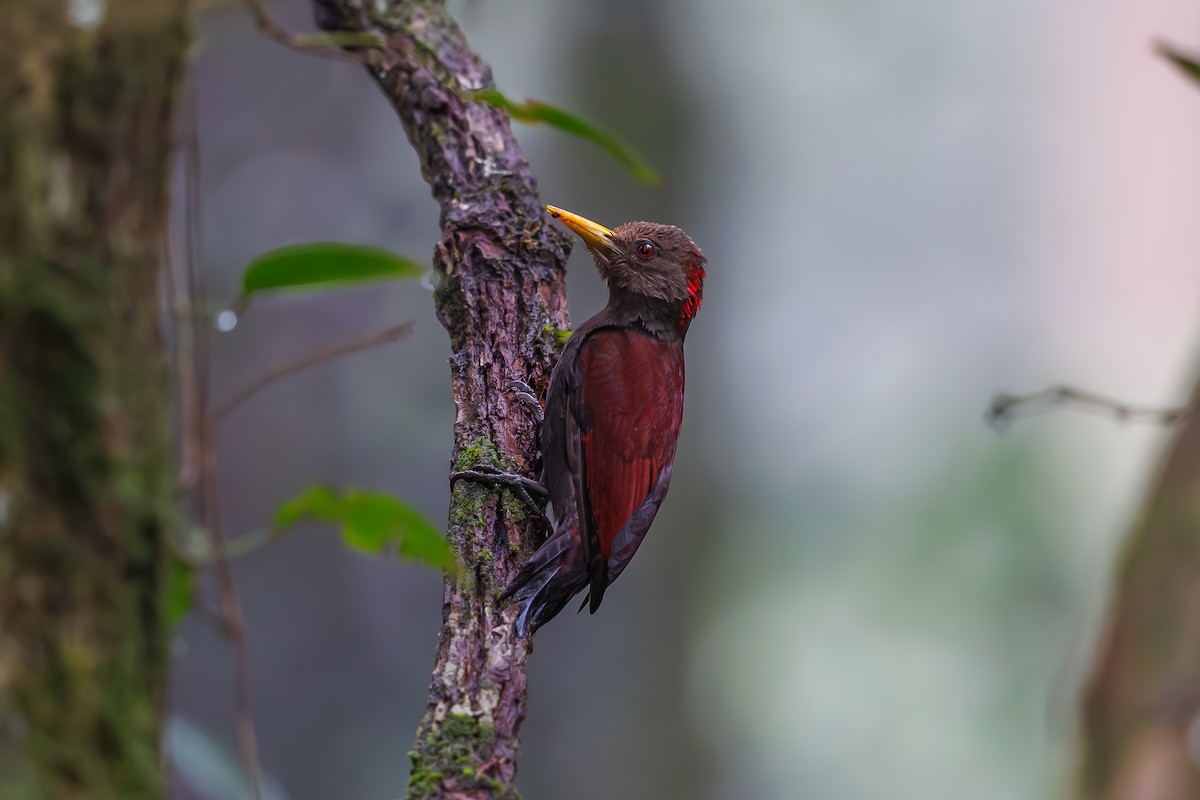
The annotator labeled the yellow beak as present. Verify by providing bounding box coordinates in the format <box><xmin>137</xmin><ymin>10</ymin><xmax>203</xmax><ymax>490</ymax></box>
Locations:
<box><xmin>546</xmin><ymin>205</ymin><xmax>618</xmax><ymax>256</ymax></box>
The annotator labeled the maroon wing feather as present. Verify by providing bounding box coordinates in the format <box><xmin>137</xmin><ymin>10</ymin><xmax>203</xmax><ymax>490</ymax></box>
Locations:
<box><xmin>575</xmin><ymin>328</ymin><xmax>684</xmax><ymax>606</ymax></box>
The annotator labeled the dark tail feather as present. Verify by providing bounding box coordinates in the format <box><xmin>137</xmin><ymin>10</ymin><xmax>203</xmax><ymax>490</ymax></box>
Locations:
<box><xmin>499</xmin><ymin>531</ymin><xmax>588</xmax><ymax>636</ymax></box>
<box><xmin>587</xmin><ymin>557</ymin><xmax>608</xmax><ymax>613</ymax></box>
<box><xmin>574</xmin><ymin>557</ymin><xmax>609</xmax><ymax>615</ymax></box>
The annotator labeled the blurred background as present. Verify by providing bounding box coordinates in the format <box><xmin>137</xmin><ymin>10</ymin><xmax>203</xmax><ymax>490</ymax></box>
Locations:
<box><xmin>170</xmin><ymin>0</ymin><xmax>1200</xmax><ymax>798</ymax></box>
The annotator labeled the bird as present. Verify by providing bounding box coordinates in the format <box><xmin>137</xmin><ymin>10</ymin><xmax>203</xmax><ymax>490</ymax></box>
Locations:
<box><xmin>466</xmin><ymin>205</ymin><xmax>706</xmax><ymax>636</ymax></box>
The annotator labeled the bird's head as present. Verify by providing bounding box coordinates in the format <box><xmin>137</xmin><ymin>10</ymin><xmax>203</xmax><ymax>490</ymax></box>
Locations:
<box><xmin>547</xmin><ymin>205</ymin><xmax>706</xmax><ymax>328</ymax></box>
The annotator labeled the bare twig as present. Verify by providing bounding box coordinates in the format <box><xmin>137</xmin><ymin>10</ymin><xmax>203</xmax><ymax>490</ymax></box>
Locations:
<box><xmin>986</xmin><ymin>385</ymin><xmax>1188</xmax><ymax>432</ymax></box>
<box><xmin>242</xmin><ymin>0</ymin><xmax>382</xmax><ymax>61</ymax></box>
<box><xmin>211</xmin><ymin>321</ymin><xmax>414</xmax><ymax>422</ymax></box>
<box><xmin>173</xmin><ymin>81</ymin><xmax>204</xmax><ymax>493</ymax></box>
<box><xmin>182</xmin><ymin>85</ymin><xmax>263</xmax><ymax>800</ymax></box>
<box><xmin>173</xmin><ymin>525</ymin><xmax>283</xmax><ymax>568</ymax></box>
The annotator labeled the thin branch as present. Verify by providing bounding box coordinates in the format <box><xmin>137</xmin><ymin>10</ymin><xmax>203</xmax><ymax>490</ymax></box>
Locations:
<box><xmin>242</xmin><ymin>0</ymin><xmax>383</xmax><ymax>61</ymax></box>
<box><xmin>182</xmin><ymin>90</ymin><xmax>263</xmax><ymax>800</ymax></box>
<box><xmin>986</xmin><ymin>385</ymin><xmax>1188</xmax><ymax>432</ymax></box>
<box><xmin>211</xmin><ymin>321</ymin><xmax>414</xmax><ymax>423</ymax></box>
<box><xmin>198</xmin><ymin>273</ymin><xmax>263</xmax><ymax>800</ymax></box>
<box><xmin>172</xmin><ymin>526</ymin><xmax>283</xmax><ymax>568</ymax></box>
<box><xmin>173</xmin><ymin>81</ymin><xmax>204</xmax><ymax>493</ymax></box>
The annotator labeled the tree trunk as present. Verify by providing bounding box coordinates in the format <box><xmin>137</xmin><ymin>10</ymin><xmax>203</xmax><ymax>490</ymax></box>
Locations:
<box><xmin>313</xmin><ymin>1</ymin><xmax>571</xmax><ymax>797</ymax></box>
<box><xmin>1078</xmin><ymin>370</ymin><xmax>1200</xmax><ymax>800</ymax></box>
<box><xmin>0</xmin><ymin>1</ymin><xmax>188</xmax><ymax>797</ymax></box>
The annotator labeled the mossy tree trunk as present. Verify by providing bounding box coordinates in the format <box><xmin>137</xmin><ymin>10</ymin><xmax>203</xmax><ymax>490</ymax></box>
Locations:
<box><xmin>0</xmin><ymin>1</ymin><xmax>188</xmax><ymax>797</ymax></box>
<box><xmin>1077</xmin><ymin>370</ymin><xmax>1200</xmax><ymax>800</ymax></box>
<box><xmin>313</xmin><ymin>1</ymin><xmax>572</xmax><ymax>797</ymax></box>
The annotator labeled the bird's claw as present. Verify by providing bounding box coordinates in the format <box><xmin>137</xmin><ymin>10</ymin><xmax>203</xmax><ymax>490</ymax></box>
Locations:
<box><xmin>506</xmin><ymin>380</ymin><xmax>544</xmax><ymax>425</ymax></box>
<box><xmin>450</xmin><ymin>381</ymin><xmax>547</xmax><ymax>520</ymax></box>
<box><xmin>450</xmin><ymin>466</ymin><xmax>549</xmax><ymax>519</ymax></box>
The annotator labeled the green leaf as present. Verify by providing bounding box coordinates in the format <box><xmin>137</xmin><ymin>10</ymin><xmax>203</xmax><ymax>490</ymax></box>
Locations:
<box><xmin>273</xmin><ymin>486</ymin><xmax>456</xmax><ymax>573</ymax></box>
<box><xmin>240</xmin><ymin>243</ymin><xmax>427</xmax><ymax>298</ymax></box>
<box><xmin>1157</xmin><ymin>40</ymin><xmax>1200</xmax><ymax>86</ymax></box>
<box><xmin>470</xmin><ymin>88</ymin><xmax>661</xmax><ymax>186</ymax></box>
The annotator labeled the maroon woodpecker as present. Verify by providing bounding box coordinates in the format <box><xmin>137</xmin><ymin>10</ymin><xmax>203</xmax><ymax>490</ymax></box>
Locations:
<box><xmin>495</xmin><ymin>205</ymin><xmax>706</xmax><ymax>635</ymax></box>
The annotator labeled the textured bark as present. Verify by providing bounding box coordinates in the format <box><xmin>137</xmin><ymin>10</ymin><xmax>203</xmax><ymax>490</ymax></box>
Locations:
<box><xmin>1077</xmin><ymin>373</ymin><xmax>1200</xmax><ymax>800</ymax></box>
<box><xmin>313</xmin><ymin>1</ymin><xmax>572</xmax><ymax>797</ymax></box>
<box><xmin>0</xmin><ymin>0</ymin><xmax>188</xmax><ymax>797</ymax></box>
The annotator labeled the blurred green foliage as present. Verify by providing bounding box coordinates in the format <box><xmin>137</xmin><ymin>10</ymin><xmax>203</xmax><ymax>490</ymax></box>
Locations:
<box><xmin>274</xmin><ymin>486</ymin><xmax>457</xmax><ymax>573</ymax></box>
<box><xmin>165</xmin><ymin>554</ymin><xmax>196</xmax><ymax>626</ymax></box>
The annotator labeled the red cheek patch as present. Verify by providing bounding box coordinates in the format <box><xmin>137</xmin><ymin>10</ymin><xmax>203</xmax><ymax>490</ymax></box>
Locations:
<box><xmin>677</xmin><ymin>261</ymin><xmax>705</xmax><ymax>332</ymax></box>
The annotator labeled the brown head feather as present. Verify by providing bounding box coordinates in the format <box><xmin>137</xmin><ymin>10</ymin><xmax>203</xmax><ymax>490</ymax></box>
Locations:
<box><xmin>590</xmin><ymin>221</ymin><xmax>706</xmax><ymax>304</ymax></box>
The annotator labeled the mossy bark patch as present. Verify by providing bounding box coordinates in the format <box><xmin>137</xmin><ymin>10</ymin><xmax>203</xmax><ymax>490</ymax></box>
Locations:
<box><xmin>0</xmin><ymin>1</ymin><xmax>188</xmax><ymax>797</ymax></box>
<box><xmin>407</xmin><ymin>714</ymin><xmax>519</xmax><ymax>800</ymax></box>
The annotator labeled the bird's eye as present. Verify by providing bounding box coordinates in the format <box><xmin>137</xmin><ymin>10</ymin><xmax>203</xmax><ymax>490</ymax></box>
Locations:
<box><xmin>635</xmin><ymin>240</ymin><xmax>656</xmax><ymax>260</ymax></box>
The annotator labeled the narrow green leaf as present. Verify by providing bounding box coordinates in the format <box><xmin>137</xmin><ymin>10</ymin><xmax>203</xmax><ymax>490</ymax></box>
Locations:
<box><xmin>470</xmin><ymin>89</ymin><xmax>661</xmax><ymax>186</ymax></box>
<box><xmin>273</xmin><ymin>486</ymin><xmax>456</xmax><ymax>573</ymax></box>
<box><xmin>1157</xmin><ymin>40</ymin><xmax>1200</xmax><ymax>86</ymax></box>
<box><xmin>241</xmin><ymin>243</ymin><xmax>427</xmax><ymax>298</ymax></box>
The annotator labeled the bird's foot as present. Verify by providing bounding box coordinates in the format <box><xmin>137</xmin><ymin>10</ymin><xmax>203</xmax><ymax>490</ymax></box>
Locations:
<box><xmin>450</xmin><ymin>464</ymin><xmax>548</xmax><ymax>519</ymax></box>
<box><xmin>507</xmin><ymin>380</ymin><xmax>544</xmax><ymax>425</ymax></box>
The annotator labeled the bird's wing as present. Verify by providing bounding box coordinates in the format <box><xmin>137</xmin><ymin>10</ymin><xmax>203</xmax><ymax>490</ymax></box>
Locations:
<box><xmin>571</xmin><ymin>327</ymin><xmax>684</xmax><ymax>611</ymax></box>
